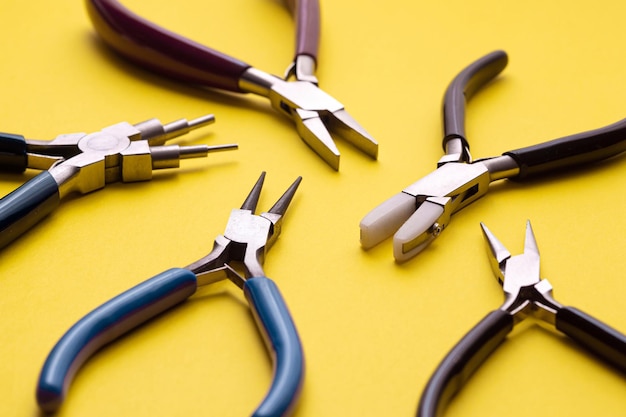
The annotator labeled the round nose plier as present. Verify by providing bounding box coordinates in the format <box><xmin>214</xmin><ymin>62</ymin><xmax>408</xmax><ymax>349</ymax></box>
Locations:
<box><xmin>0</xmin><ymin>115</ymin><xmax>236</xmax><ymax>250</ymax></box>
<box><xmin>417</xmin><ymin>221</ymin><xmax>626</xmax><ymax>417</ymax></box>
<box><xmin>84</xmin><ymin>0</ymin><xmax>378</xmax><ymax>171</ymax></box>
<box><xmin>36</xmin><ymin>172</ymin><xmax>304</xmax><ymax>416</ymax></box>
<box><xmin>360</xmin><ymin>50</ymin><xmax>626</xmax><ymax>262</ymax></box>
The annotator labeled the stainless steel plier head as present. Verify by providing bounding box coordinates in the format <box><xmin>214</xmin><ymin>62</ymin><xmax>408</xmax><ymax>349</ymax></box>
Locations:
<box><xmin>360</xmin><ymin>50</ymin><xmax>626</xmax><ymax>262</ymax></box>
<box><xmin>0</xmin><ymin>115</ymin><xmax>237</xmax><ymax>249</ymax></box>
<box><xmin>481</xmin><ymin>221</ymin><xmax>559</xmax><ymax>322</ymax></box>
<box><xmin>241</xmin><ymin>68</ymin><xmax>378</xmax><ymax>171</ymax></box>
<box><xmin>186</xmin><ymin>172</ymin><xmax>302</xmax><ymax>285</ymax></box>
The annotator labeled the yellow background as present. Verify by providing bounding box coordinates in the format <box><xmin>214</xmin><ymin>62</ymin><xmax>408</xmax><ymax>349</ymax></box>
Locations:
<box><xmin>1</xmin><ymin>1</ymin><xmax>625</xmax><ymax>416</ymax></box>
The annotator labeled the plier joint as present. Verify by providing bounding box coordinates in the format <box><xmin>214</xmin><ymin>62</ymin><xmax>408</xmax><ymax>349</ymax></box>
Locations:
<box><xmin>0</xmin><ymin>115</ymin><xmax>237</xmax><ymax>249</ymax></box>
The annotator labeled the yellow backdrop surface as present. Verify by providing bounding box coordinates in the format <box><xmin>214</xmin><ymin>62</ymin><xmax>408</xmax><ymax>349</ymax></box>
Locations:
<box><xmin>1</xmin><ymin>1</ymin><xmax>625</xmax><ymax>416</ymax></box>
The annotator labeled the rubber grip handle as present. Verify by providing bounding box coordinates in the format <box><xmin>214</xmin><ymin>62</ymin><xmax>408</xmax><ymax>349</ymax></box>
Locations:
<box><xmin>293</xmin><ymin>0</ymin><xmax>320</xmax><ymax>60</ymax></box>
<box><xmin>556</xmin><ymin>306</ymin><xmax>626</xmax><ymax>373</ymax></box>
<box><xmin>417</xmin><ymin>310</ymin><xmax>513</xmax><ymax>417</ymax></box>
<box><xmin>36</xmin><ymin>268</ymin><xmax>198</xmax><ymax>413</ymax></box>
<box><xmin>442</xmin><ymin>51</ymin><xmax>508</xmax><ymax>150</ymax></box>
<box><xmin>244</xmin><ymin>277</ymin><xmax>305</xmax><ymax>417</ymax></box>
<box><xmin>85</xmin><ymin>0</ymin><xmax>250</xmax><ymax>92</ymax></box>
<box><xmin>0</xmin><ymin>132</ymin><xmax>28</xmax><ymax>172</ymax></box>
<box><xmin>0</xmin><ymin>171</ymin><xmax>60</xmax><ymax>250</ymax></box>
<box><xmin>504</xmin><ymin>118</ymin><xmax>626</xmax><ymax>179</ymax></box>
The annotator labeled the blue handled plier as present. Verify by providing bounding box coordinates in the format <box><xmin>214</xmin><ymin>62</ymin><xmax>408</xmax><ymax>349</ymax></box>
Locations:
<box><xmin>36</xmin><ymin>172</ymin><xmax>304</xmax><ymax>417</ymax></box>
<box><xmin>417</xmin><ymin>221</ymin><xmax>626</xmax><ymax>417</ymax></box>
<box><xmin>0</xmin><ymin>115</ymin><xmax>236</xmax><ymax>250</ymax></box>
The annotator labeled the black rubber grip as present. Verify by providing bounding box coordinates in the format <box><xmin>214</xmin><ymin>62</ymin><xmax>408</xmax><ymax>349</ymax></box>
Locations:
<box><xmin>504</xmin><ymin>118</ymin><xmax>626</xmax><ymax>179</ymax></box>
<box><xmin>0</xmin><ymin>171</ymin><xmax>60</xmax><ymax>249</ymax></box>
<box><xmin>556</xmin><ymin>306</ymin><xmax>626</xmax><ymax>374</ymax></box>
<box><xmin>0</xmin><ymin>132</ymin><xmax>28</xmax><ymax>173</ymax></box>
<box><xmin>442</xmin><ymin>51</ymin><xmax>508</xmax><ymax>151</ymax></box>
<box><xmin>417</xmin><ymin>310</ymin><xmax>513</xmax><ymax>417</ymax></box>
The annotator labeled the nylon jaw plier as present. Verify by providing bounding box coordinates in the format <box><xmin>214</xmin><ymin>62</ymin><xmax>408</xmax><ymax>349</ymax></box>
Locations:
<box><xmin>85</xmin><ymin>0</ymin><xmax>378</xmax><ymax>170</ymax></box>
<box><xmin>360</xmin><ymin>50</ymin><xmax>626</xmax><ymax>262</ymax></box>
<box><xmin>417</xmin><ymin>221</ymin><xmax>626</xmax><ymax>417</ymax></box>
<box><xmin>37</xmin><ymin>172</ymin><xmax>304</xmax><ymax>417</ymax></box>
<box><xmin>0</xmin><ymin>115</ymin><xmax>236</xmax><ymax>250</ymax></box>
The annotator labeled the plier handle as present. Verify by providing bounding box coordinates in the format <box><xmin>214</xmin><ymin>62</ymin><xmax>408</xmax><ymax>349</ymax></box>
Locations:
<box><xmin>85</xmin><ymin>0</ymin><xmax>378</xmax><ymax>170</ymax></box>
<box><xmin>360</xmin><ymin>51</ymin><xmax>626</xmax><ymax>262</ymax></box>
<box><xmin>36</xmin><ymin>173</ymin><xmax>304</xmax><ymax>416</ymax></box>
<box><xmin>0</xmin><ymin>115</ymin><xmax>236</xmax><ymax>250</ymax></box>
<box><xmin>417</xmin><ymin>221</ymin><xmax>626</xmax><ymax>417</ymax></box>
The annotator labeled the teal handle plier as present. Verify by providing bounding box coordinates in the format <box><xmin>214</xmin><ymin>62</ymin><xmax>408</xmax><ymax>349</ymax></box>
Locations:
<box><xmin>36</xmin><ymin>172</ymin><xmax>305</xmax><ymax>417</ymax></box>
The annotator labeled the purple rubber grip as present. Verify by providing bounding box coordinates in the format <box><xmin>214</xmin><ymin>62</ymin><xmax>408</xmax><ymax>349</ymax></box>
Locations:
<box><xmin>85</xmin><ymin>0</ymin><xmax>250</xmax><ymax>92</ymax></box>
<box><xmin>294</xmin><ymin>0</ymin><xmax>320</xmax><ymax>60</ymax></box>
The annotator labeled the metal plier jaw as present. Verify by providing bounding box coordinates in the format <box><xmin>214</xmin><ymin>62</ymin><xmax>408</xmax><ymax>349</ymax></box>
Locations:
<box><xmin>481</xmin><ymin>221</ymin><xmax>562</xmax><ymax>325</ymax></box>
<box><xmin>240</xmin><ymin>69</ymin><xmax>378</xmax><ymax>171</ymax></box>
<box><xmin>186</xmin><ymin>172</ymin><xmax>302</xmax><ymax>285</ymax></box>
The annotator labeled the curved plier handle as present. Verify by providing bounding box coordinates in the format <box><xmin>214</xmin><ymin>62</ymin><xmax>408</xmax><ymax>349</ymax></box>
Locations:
<box><xmin>36</xmin><ymin>269</ymin><xmax>304</xmax><ymax>416</ymax></box>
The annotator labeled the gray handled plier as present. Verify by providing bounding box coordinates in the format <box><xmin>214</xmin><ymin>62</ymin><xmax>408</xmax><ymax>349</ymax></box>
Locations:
<box><xmin>85</xmin><ymin>0</ymin><xmax>378</xmax><ymax>170</ymax></box>
<box><xmin>360</xmin><ymin>50</ymin><xmax>626</xmax><ymax>262</ymax></box>
<box><xmin>0</xmin><ymin>115</ymin><xmax>236</xmax><ymax>250</ymax></box>
<box><xmin>417</xmin><ymin>221</ymin><xmax>626</xmax><ymax>417</ymax></box>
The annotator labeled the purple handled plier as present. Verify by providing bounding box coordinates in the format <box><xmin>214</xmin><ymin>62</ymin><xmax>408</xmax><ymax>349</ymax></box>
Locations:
<box><xmin>85</xmin><ymin>0</ymin><xmax>378</xmax><ymax>171</ymax></box>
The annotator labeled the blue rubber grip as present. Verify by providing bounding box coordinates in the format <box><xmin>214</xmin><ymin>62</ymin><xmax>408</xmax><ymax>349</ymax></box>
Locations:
<box><xmin>36</xmin><ymin>268</ymin><xmax>197</xmax><ymax>413</ymax></box>
<box><xmin>0</xmin><ymin>171</ymin><xmax>60</xmax><ymax>250</ymax></box>
<box><xmin>244</xmin><ymin>277</ymin><xmax>305</xmax><ymax>417</ymax></box>
<box><xmin>0</xmin><ymin>132</ymin><xmax>28</xmax><ymax>172</ymax></box>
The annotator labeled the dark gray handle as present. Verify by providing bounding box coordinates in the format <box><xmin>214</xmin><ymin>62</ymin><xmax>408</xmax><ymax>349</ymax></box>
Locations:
<box><xmin>442</xmin><ymin>51</ymin><xmax>508</xmax><ymax>151</ymax></box>
<box><xmin>504</xmin><ymin>118</ymin><xmax>626</xmax><ymax>179</ymax></box>
<box><xmin>417</xmin><ymin>310</ymin><xmax>513</xmax><ymax>417</ymax></box>
<box><xmin>556</xmin><ymin>306</ymin><xmax>626</xmax><ymax>373</ymax></box>
<box><xmin>0</xmin><ymin>132</ymin><xmax>27</xmax><ymax>173</ymax></box>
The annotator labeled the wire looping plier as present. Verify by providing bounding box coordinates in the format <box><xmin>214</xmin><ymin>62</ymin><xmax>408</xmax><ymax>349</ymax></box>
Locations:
<box><xmin>85</xmin><ymin>0</ymin><xmax>378</xmax><ymax>170</ymax></box>
<box><xmin>0</xmin><ymin>115</ymin><xmax>236</xmax><ymax>250</ymax></box>
<box><xmin>359</xmin><ymin>50</ymin><xmax>626</xmax><ymax>262</ymax></box>
<box><xmin>417</xmin><ymin>221</ymin><xmax>626</xmax><ymax>417</ymax></box>
<box><xmin>36</xmin><ymin>172</ymin><xmax>304</xmax><ymax>416</ymax></box>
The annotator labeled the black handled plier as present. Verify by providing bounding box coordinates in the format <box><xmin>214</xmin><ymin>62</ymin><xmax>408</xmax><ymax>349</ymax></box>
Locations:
<box><xmin>360</xmin><ymin>50</ymin><xmax>626</xmax><ymax>262</ymax></box>
<box><xmin>417</xmin><ymin>221</ymin><xmax>626</xmax><ymax>417</ymax></box>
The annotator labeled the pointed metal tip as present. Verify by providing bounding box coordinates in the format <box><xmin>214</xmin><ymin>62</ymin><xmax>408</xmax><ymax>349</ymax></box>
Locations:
<box><xmin>294</xmin><ymin>109</ymin><xmax>341</xmax><ymax>171</ymax></box>
<box><xmin>480</xmin><ymin>222</ymin><xmax>511</xmax><ymax>274</ymax></box>
<box><xmin>268</xmin><ymin>176</ymin><xmax>303</xmax><ymax>216</ymax></box>
<box><xmin>330</xmin><ymin>109</ymin><xmax>379</xmax><ymax>159</ymax></box>
<box><xmin>241</xmin><ymin>172</ymin><xmax>266</xmax><ymax>211</ymax></box>
<box><xmin>524</xmin><ymin>220</ymin><xmax>540</xmax><ymax>257</ymax></box>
